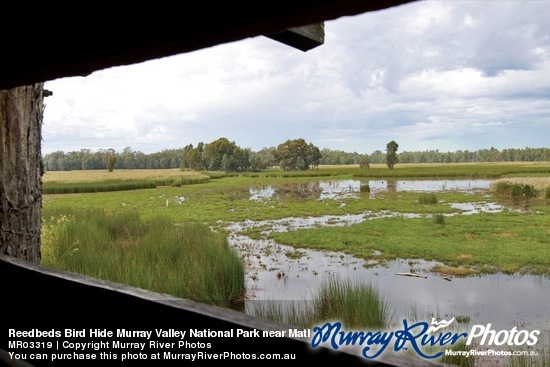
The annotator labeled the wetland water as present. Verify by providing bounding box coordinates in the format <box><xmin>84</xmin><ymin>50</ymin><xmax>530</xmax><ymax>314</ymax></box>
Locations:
<box><xmin>229</xmin><ymin>179</ymin><xmax>550</xmax><ymax>335</ymax></box>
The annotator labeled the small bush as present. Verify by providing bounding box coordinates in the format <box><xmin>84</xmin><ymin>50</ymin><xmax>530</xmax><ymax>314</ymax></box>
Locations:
<box><xmin>520</xmin><ymin>184</ymin><xmax>537</xmax><ymax>198</ymax></box>
<box><xmin>418</xmin><ymin>193</ymin><xmax>438</xmax><ymax>204</ymax></box>
<box><xmin>434</xmin><ymin>214</ymin><xmax>445</xmax><ymax>225</ymax></box>
<box><xmin>493</xmin><ymin>182</ymin><xmax>539</xmax><ymax>199</ymax></box>
<box><xmin>360</xmin><ymin>184</ymin><xmax>371</xmax><ymax>193</ymax></box>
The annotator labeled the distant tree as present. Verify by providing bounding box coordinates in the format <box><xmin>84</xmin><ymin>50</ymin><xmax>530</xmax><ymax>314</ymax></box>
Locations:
<box><xmin>252</xmin><ymin>147</ymin><xmax>276</xmax><ymax>169</ymax></box>
<box><xmin>308</xmin><ymin>143</ymin><xmax>322</xmax><ymax>169</ymax></box>
<box><xmin>187</xmin><ymin>142</ymin><xmax>206</xmax><ymax>171</ymax></box>
<box><xmin>198</xmin><ymin>137</ymin><xmax>251</xmax><ymax>172</ymax></box>
<box><xmin>106</xmin><ymin>154</ymin><xmax>117</xmax><ymax>172</ymax></box>
<box><xmin>386</xmin><ymin>140</ymin><xmax>399</xmax><ymax>169</ymax></box>
<box><xmin>359</xmin><ymin>156</ymin><xmax>370</xmax><ymax>169</ymax></box>
<box><xmin>180</xmin><ymin>144</ymin><xmax>193</xmax><ymax>170</ymax></box>
<box><xmin>273</xmin><ymin>138</ymin><xmax>322</xmax><ymax>171</ymax></box>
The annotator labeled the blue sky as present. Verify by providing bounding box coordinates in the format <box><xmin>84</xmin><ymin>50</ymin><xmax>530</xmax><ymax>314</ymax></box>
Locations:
<box><xmin>43</xmin><ymin>0</ymin><xmax>550</xmax><ymax>155</ymax></box>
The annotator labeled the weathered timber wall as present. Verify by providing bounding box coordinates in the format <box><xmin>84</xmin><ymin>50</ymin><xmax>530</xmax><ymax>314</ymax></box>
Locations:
<box><xmin>0</xmin><ymin>84</ymin><xmax>44</xmax><ymax>263</ymax></box>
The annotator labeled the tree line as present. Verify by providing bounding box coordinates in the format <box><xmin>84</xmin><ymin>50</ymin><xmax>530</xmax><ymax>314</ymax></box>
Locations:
<box><xmin>42</xmin><ymin>138</ymin><xmax>550</xmax><ymax>172</ymax></box>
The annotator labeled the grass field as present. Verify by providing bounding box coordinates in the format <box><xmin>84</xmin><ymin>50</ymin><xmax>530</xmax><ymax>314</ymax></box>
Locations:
<box><xmin>40</xmin><ymin>162</ymin><xmax>550</xmax><ymax>367</ymax></box>
<box><xmin>42</xmin><ymin>168</ymin><xmax>206</xmax><ymax>183</ymax></box>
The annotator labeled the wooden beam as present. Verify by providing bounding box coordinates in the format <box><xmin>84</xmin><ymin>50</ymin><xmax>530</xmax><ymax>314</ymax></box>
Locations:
<box><xmin>266</xmin><ymin>23</ymin><xmax>325</xmax><ymax>52</ymax></box>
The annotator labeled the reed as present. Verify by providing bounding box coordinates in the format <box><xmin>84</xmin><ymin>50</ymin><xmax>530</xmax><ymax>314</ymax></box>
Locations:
<box><xmin>41</xmin><ymin>208</ymin><xmax>245</xmax><ymax>307</ymax></box>
<box><xmin>418</xmin><ymin>193</ymin><xmax>438</xmax><ymax>204</ymax></box>
<box><xmin>252</xmin><ymin>275</ymin><xmax>389</xmax><ymax>329</ymax></box>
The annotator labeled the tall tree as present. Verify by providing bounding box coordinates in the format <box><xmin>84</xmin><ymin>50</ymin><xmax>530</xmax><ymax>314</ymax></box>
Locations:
<box><xmin>0</xmin><ymin>83</ymin><xmax>45</xmax><ymax>263</ymax></box>
<box><xmin>273</xmin><ymin>138</ymin><xmax>322</xmax><ymax>171</ymax></box>
<box><xmin>386</xmin><ymin>140</ymin><xmax>399</xmax><ymax>170</ymax></box>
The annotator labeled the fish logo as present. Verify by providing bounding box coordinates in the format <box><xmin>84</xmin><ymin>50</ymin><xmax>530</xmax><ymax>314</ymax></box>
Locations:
<box><xmin>427</xmin><ymin>317</ymin><xmax>455</xmax><ymax>333</ymax></box>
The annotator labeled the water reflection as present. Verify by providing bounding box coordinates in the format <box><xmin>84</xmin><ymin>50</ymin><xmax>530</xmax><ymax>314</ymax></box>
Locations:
<box><xmin>230</xmin><ymin>232</ymin><xmax>550</xmax><ymax>334</ymax></box>
<box><xmin>249</xmin><ymin>179</ymin><xmax>494</xmax><ymax>202</ymax></box>
<box><xmin>238</xmin><ymin>178</ymin><xmax>549</xmax><ymax>335</ymax></box>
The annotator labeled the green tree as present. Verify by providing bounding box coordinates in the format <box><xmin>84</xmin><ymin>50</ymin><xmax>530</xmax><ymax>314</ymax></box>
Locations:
<box><xmin>359</xmin><ymin>156</ymin><xmax>370</xmax><ymax>169</ymax></box>
<box><xmin>106</xmin><ymin>154</ymin><xmax>117</xmax><ymax>172</ymax></box>
<box><xmin>385</xmin><ymin>140</ymin><xmax>399</xmax><ymax>169</ymax></box>
<box><xmin>273</xmin><ymin>138</ymin><xmax>322</xmax><ymax>171</ymax></box>
<box><xmin>187</xmin><ymin>142</ymin><xmax>206</xmax><ymax>171</ymax></box>
<box><xmin>180</xmin><ymin>144</ymin><xmax>193</xmax><ymax>170</ymax></box>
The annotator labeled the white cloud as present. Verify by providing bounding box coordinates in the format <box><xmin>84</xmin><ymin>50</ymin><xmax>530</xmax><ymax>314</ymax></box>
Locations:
<box><xmin>42</xmin><ymin>0</ymin><xmax>550</xmax><ymax>155</ymax></box>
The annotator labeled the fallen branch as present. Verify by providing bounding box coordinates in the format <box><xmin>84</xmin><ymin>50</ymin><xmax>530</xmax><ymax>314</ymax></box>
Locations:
<box><xmin>395</xmin><ymin>272</ymin><xmax>427</xmax><ymax>279</ymax></box>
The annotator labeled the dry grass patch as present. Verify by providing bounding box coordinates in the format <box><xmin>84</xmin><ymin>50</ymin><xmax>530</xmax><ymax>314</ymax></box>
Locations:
<box><xmin>491</xmin><ymin>177</ymin><xmax>550</xmax><ymax>191</ymax></box>
<box><xmin>493</xmin><ymin>232</ymin><xmax>518</xmax><ymax>238</ymax></box>
<box><xmin>432</xmin><ymin>265</ymin><xmax>476</xmax><ymax>277</ymax></box>
<box><xmin>464</xmin><ymin>234</ymin><xmax>477</xmax><ymax>241</ymax></box>
<box><xmin>43</xmin><ymin>169</ymin><xmax>204</xmax><ymax>183</ymax></box>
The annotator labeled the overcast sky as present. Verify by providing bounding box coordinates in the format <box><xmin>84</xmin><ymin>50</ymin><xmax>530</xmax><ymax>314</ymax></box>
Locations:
<box><xmin>43</xmin><ymin>0</ymin><xmax>550</xmax><ymax>156</ymax></box>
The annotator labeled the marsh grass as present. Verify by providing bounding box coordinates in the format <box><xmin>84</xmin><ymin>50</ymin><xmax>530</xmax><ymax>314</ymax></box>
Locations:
<box><xmin>270</xmin><ymin>212</ymin><xmax>550</xmax><ymax>276</ymax></box>
<box><xmin>434</xmin><ymin>213</ymin><xmax>446</xmax><ymax>224</ymax></box>
<box><xmin>492</xmin><ymin>182</ymin><xmax>539</xmax><ymax>199</ymax></box>
<box><xmin>313</xmin><ymin>276</ymin><xmax>389</xmax><ymax>329</ymax></box>
<box><xmin>43</xmin><ymin>176</ymin><xmax>211</xmax><ymax>194</ymax></box>
<box><xmin>491</xmin><ymin>177</ymin><xmax>550</xmax><ymax>199</ymax></box>
<box><xmin>506</xmin><ymin>340</ymin><xmax>549</xmax><ymax>367</ymax></box>
<box><xmin>433</xmin><ymin>341</ymin><xmax>476</xmax><ymax>367</ymax></box>
<box><xmin>253</xmin><ymin>275</ymin><xmax>389</xmax><ymax>329</ymax></box>
<box><xmin>419</xmin><ymin>193</ymin><xmax>438</xmax><ymax>204</ymax></box>
<box><xmin>43</xmin><ymin>179</ymin><xmax>158</xmax><ymax>194</ymax></box>
<box><xmin>360</xmin><ymin>184</ymin><xmax>371</xmax><ymax>193</ymax></box>
<box><xmin>41</xmin><ymin>208</ymin><xmax>245</xmax><ymax>307</ymax></box>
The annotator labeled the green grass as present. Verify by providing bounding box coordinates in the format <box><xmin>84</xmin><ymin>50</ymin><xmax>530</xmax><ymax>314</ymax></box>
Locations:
<box><xmin>43</xmin><ymin>179</ymin><xmax>158</xmax><ymax>194</ymax></box>
<box><xmin>419</xmin><ymin>193</ymin><xmax>439</xmax><ymax>204</ymax></box>
<box><xmin>41</xmin><ymin>165</ymin><xmax>550</xmax><ymax>277</ymax></box>
<box><xmin>436</xmin><ymin>341</ymin><xmax>476</xmax><ymax>367</ymax></box>
<box><xmin>41</xmin><ymin>208</ymin><xmax>245</xmax><ymax>307</ymax></box>
<box><xmin>43</xmin><ymin>176</ymin><xmax>211</xmax><ymax>194</ymax></box>
<box><xmin>43</xmin><ymin>177</ymin><xmax>476</xmax><ymax>226</ymax></box>
<box><xmin>269</xmin><ymin>211</ymin><xmax>550</xmax><ymax>276</ymax></box>
<box><xmin>252</xmin><ymin>275</ymin><xmax>389</xmax><ymax>329</ymax></box>
<box><xmin>492</xmin><ymin>182</ymin><xmax>540</xmax><ymax>199</ymax></box>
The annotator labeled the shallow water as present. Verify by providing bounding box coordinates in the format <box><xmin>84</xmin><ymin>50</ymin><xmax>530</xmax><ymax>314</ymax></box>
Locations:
<box><xmin>233</xmin><ymin>179</ymin><xmax>549</xmax><ymax>336</ymax></box>
<box><xmin>249</xmin><ymin>178</ymin><xmax>494</xmax><ymax>202</ymax></box>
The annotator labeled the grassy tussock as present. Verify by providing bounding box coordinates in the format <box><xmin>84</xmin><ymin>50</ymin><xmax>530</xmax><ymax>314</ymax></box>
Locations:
<box><xmin>253</xmin><ymin>276</ymin><xmax>389</xmax><ymax>329</ymax></box>
<box><xmin>418</xmin><ymin>193</ymin><xmax>439</xmax><ymax>204</ymax></box>
<box><xmin>41</xmin><ymin>209</ymin><xmax>245</xmax><ymax>307</ymax></box>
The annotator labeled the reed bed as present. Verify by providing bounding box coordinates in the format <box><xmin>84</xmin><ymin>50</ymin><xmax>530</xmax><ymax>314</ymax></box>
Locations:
<box><xmin>43</xmin><ymin>176</ymin><xmax>211</xmax><ymax>194</ymax></box>
<box><xmin>252</xmin><ymin>275</ymin><xmax>389</xmax><ymax>329</ymax></box>
<box><xmin>491</xmin><ymin>177</ymin><xmax>550</xmax><ymax>198</ymax></box>
<box><xmin>41</xmin><ymin>208</ymin><xmax>245</xmax><ymax>307</ymax></box>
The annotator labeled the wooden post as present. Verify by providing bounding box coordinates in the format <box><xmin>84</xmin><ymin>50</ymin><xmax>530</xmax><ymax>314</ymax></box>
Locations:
<box><xmin>0</xmin><ymin>83</ymin><xmax>45</xmax><ymax>263</ymax></box>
